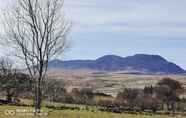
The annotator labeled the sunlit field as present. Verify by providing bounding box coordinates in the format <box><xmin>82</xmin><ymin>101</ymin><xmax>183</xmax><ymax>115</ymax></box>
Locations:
<box><xmin>0</xmin><ymin>105</ymin><xmax>185</xmax><ymax>118</ymax></box>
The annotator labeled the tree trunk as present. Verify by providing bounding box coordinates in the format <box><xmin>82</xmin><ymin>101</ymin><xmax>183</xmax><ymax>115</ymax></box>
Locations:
<box><xmin>161</xmin><ymin>103</ymin><xmax>164</xmax><ymax>111</ymax></box>
<box><xmin>35</xmin><ymin>79</ymin><xmax>42</xmax><ymax>114</ymax></box>
<box><xmin>167</xmin><ymin>102</ymin><xmax>169</xmax><ymax>111</ymax></box>
<box><xmin>6</xmin><ymin>90</ymin><xmax>12</xmax><ymax>103</ymax></box>
<box><xmin>6</xmin><ymin>94</ymin><xmax>12</xmax><ymax>103</ymax></box>
<box><xmin>171</xmin><ymin>102</ymin><xmax>175</xmax><ymax>115</ymax></box>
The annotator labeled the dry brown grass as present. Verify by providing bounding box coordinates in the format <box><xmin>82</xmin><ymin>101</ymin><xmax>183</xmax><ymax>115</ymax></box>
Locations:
<box><xmin>47</xmin><ymin>69</ymin><xmax>186</xmax><ymax>97</ymax></box>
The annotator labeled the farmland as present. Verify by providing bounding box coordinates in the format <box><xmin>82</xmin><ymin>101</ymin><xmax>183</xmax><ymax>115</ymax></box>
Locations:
<box><xmin>47</xmin><ymin>69</ymin><xmax>186</xmax><ymax>97</ymax></box>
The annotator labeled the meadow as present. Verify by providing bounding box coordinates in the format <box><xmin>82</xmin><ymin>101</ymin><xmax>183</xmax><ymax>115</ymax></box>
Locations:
<box><xmin>0</xmin><ymin>70</ymin><xmax>186</xmax><ymax>118</ymax></box>
<box><xmin>0</xmin><ymin>105</ymin><xmax>185</xmax><ymax>118</ymax></box>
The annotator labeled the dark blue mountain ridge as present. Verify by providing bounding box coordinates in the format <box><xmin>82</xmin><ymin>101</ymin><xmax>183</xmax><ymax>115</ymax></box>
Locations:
<box><xmin>48</xmin><ymin>54</ymin><xmax>185</xmax><ymax>74</ymax></box>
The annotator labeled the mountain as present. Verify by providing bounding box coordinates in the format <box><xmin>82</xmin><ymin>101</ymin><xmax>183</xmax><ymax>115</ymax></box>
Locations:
<box><xmin>48</xmin><ymin>54</ymin><xmax>185</xmax><ymax>74</ymax></box>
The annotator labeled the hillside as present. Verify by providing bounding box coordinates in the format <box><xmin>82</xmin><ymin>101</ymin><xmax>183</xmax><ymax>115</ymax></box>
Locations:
<box><xmin>48</xmin><ymin>54</ymin><xmax>185</xmax><ymax>74</ymax></box>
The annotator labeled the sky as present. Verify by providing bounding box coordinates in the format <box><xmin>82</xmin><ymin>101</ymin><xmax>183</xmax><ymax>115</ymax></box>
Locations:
<box><xmin>1</xmin><ymin>0</ymin><xmax>186</xmax><ymax>69</ymax></box>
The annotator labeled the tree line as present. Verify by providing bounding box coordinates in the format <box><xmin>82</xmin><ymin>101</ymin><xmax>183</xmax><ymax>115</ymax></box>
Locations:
<box><xmin>0</xmin><ymin>59</ymin><xmax>185</xmax><ymax>115</ymax></box>
<box><xmin>102</xmin><ymin>78</ymin><xmax>186</xmax><ymax>114</ymax></box>
<box><xmin>43</xmin><ymin>77</ymin><xmax>186</xmax><ymax>114</ymax></box>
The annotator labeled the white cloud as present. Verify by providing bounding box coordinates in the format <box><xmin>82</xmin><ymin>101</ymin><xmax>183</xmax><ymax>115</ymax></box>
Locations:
<box><xmin>1</xmin><ymin>0</ymin><xmax>186</xmax><ymax>38</ymax></box>
<box><xmin>63</xmin><ymin>0</ymin><xmax>186</xmax><ymax>39</ymax></box>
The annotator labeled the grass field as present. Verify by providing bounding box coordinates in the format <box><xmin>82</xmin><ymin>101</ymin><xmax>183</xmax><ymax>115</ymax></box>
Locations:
<box><xmin>2</xmin><ymin>70</ymin><xmax>184</xmax><ymax>118</ymax></box>
<box><xmin>48</xmin><ymin>69</ymin><xmax>186</xmax><ymax>97</ymax></box>
<box><xmin>0</xmin><ymin>105</ymin><xmax>185</xmax><ymax>118</ymax></box>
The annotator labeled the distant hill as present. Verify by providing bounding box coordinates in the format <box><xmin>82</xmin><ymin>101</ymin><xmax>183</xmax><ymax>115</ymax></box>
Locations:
<box><xmin>48</xmin><ymin>54</ymin><xmax>185</xmax><ymax>74</ymax></box>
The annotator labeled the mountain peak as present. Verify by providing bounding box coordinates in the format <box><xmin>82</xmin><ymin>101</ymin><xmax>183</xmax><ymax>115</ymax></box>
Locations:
<box><xmin>48</xmin><ymin>54</ymin><xmax>185</xmax><ymax>74</ymax></box>
<box><xmin>96</xmin><ymin>55</ymin><xmax>123</xmax><ymax>62</ymax></box>
<box><xmin>129</xmin><ymin>54</ymin><xmax>167</xmax><ymax>62</ymax></box>
<box><xmin>97</xmin><ymin>55</ymin><xmax>123</xmax><ymax>59</ymax></box>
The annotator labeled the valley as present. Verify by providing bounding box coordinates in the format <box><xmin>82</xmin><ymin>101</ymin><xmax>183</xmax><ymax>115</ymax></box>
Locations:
<box><xmin>47</xmin><ymin>69</ymin><xmax>186</xmax><ymax>97</ymax></box>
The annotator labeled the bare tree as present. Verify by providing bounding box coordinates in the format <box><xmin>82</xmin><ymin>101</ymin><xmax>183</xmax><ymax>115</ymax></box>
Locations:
<box><xmin>2</xmin><ymin>0</ymin><xmax>70</xmax><ymax>113</ymax></box>
<box><xmin>0</xmin><ymin>58</ymin><xmax>16</xmax><ymax>103</ymax></box>
<box><xmin>43</xmin><ymin>79</ymin><xmax>66</xmax><ymax>104</ymax></box>
<box><xmin>155</xmin><ymin>78</ymin><xmax>183</xmax><ymax>113</ymax></box>
<box><xmin>0</xmin><ymin>58</ymin><xmax>31</xmax><ymax>103</ymax></box>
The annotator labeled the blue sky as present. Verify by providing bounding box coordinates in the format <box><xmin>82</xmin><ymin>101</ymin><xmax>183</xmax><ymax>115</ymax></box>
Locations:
<box><xmin>0</xmin><ymin>0</ymin><xmax>186</xmax><ymax>69</ymax></box>
<box><xmin>63</xmin><ymin>0</ymin><xmax>186</xmax><ymax>69</ymax></box>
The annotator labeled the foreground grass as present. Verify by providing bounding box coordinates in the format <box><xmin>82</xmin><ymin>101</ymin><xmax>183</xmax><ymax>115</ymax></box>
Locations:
<box><xmin>0</xmin><ymin>105</ymin><xmax>185</xmax><ymax>118</ymax></box>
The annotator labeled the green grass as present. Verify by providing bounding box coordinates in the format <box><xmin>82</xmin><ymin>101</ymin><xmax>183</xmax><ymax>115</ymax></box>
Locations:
<box><xmin>94</xmin><ymin>95</ymin><xmax>114</xmax><ymax>102</ymax></box>
<box><xmin>0</xmin><ymin>105</ymin><xmax>185</xmax><ymax>118</ymax></box>
<box><xmin>0</xmin><ymin>98</ymin><xmax>185</xmax><ymax>118</ymax></box>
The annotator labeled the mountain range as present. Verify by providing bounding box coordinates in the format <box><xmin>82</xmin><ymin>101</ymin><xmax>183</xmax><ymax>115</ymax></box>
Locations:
<box><xmin>48</xmin><ymin>54</ymin><xmax>185</xmax><ymax>74</ymax></box>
